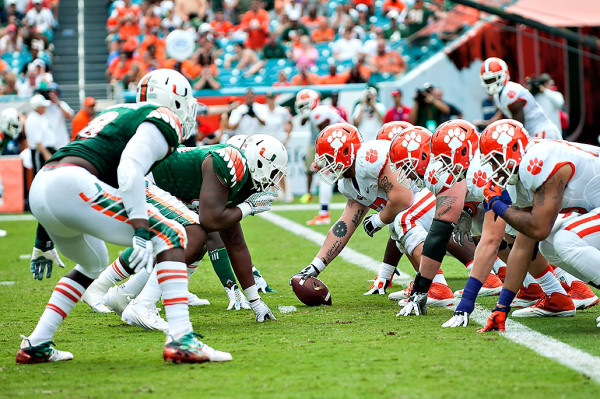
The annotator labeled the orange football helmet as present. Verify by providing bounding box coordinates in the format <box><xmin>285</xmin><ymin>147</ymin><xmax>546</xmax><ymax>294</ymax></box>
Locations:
<box><xmin>480</xmin><ymin>119</ymin><xmax>530</xmax><ymax>188</ymax></box>
<box><xmin>480</xmin><ymin>57</ymin><xmax>509</xmax><ymax>95</ymax></box>
<box><xmin>389</xmin><ymin>126</ymin><xmax>432</xmax><ymax>188</ymax></box>
<box><xmin>430</xmin><ymin>120</ymin><xmax>479</xmax><ymax>188</ymax></box>
<box><xmin>315</xmin><ymin>123</ymin><xmax>363</xmax><ymax>185</ymax></box>
<box><xmin>376</xmin><ymin>121</ymin><xmax>414</xmax><ymax>141</ymax></box>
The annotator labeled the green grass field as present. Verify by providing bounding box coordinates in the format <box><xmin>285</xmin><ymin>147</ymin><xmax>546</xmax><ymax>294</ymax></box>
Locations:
<box><xmin>1</xmin><ymin>198</ymin><xmax>599</xmax><ymax>398</ymax></box>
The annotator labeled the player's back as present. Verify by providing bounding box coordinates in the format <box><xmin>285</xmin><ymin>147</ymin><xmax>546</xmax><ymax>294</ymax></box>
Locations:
<box><xmin>51</xmin><ymin>103</ymin><xmax>182</xmax><ymax>187</ymax></box>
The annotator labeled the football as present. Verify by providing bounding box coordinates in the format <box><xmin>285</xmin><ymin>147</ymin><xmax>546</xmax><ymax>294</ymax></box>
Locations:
<box><xmin>290</xmin><ymin>276</ymin><xmax>332</xmax><ymax>306</ymax></box>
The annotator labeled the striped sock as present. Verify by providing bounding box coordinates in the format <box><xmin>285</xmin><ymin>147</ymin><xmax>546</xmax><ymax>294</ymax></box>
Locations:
<box><xmin>432</xmin><ymin>268</ymin><xmax>448</xmax><ymax>285</ymax></box>
<box><xmin>27</xmin><ymin>277</ymin><xmax>85</xmax><ymax>346</ymax></box>
<box><xmin>91</xmin><ymin>256</ymin><xmax>131</xmax><ymax>294</ymax></box>
<box><xmin>464</xmin><ymin>260</ymin><xmax>474</xmax><ymax>273</ymax></box>
<box><xmin>157</xmin><ymin>261</ymin><xmax>192</xmax><ymax>339</ymax></box>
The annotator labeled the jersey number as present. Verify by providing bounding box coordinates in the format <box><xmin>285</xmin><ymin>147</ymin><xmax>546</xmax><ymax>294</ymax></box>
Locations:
<box><xmin>369</xmin><ymin>197</ymin><xmax>387</xmax><ymax>211</ymax></box>
<box><xmin>77</xmin><ymin>111</ymin><xmax>119</xmax><ymax>140</ymax></box>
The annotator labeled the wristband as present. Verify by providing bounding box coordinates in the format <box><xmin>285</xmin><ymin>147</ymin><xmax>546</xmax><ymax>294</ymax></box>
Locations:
<box><xmin>237</xmin><ymin>202</ymin><xmax>252</xmax><ymax>219</ymax></box>
<box><xmin>243</xmin><ymin>284</ymin><xmax>260</xmax><ymax>302</ymax></box>
<box><xmin>378</xmin><ymin>263</ymin><xmax>396</xmax><ymax>280</ymax></box>
<box><xmin>311</xmin><ymin>257</ymin><xmax>326</xmax><ymax>273</ymax></box>
<box><xmin>371</xmin><ymin>213</ymin><xmax>386</xmax><ymax>228</ymax></box>
<box><xmin>133</xmin><ymin>228</ymin><xmax>151</xmax><ymax>240</ymax></box>
<box><xmin>490</xmin><ymin>200</ymin><xmax>509</xmax><ymax>219</ymax></box>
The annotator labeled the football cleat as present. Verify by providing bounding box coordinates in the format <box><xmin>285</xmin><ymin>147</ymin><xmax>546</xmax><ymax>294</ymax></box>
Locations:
<box><xmin>163</xmin><ymin>332</ymin><xmax>232</xmax><ymax>364</ymax></box>
<box><xmin>567</xmin><ymin>281</ymin><xmax>599</xmax><ymax>310</ymax></box>
<box><xmin>188</xmin><ymin>292</ymin><xmax>210</xmax><ymax>306</ymax></box>
<box><xmin>396</xmin><ymin>282</ymin><xmax>455</xmax><ymax>308</ymax></box>
<box><xmin>454</xmin><ymin>273</ymin><xmax>502</xmax><ymax>298</ymax></box>
<box><xmin>102</xmin><ymin>285</ymin><xmax>133</xmax><ymax>317</ymax></box>
<box><xmin>596</xmin><ymin>315</ymin><xmax>600</xmax><ymax>328</ymax></box>
<box><xmin>306</xmin><ymin>212</ymin><xmax>331</xmax><ymax>226</ymax></box>
<box><xmin>299</xmin><ymin>193</ymin><xmax>313</xmax><ymax>204</ymax></box>
<box><xmin>512</xmin><ymin>292</ymin><xmax>576</xmax><ymax>318</ymax></box>
<box><xmin>81</xmin><ymin>284</ymin><xmax>112</xmax><ymax>313</ymax></box>
<box><xmin>497</xmin><ymin>265</ymin><xmax>506</xmax><ymax>283</ymax></box>
<box><xmin>388</xmin><ymin>281</ymin><xmax>413</xmax><ymax>301</ymax></box>
<box><xmin>121</xmin><ymin>299</ymin><xmax>169</xmax><ymax>333</ymax></box>
<box><xmin>511</xmin><ymin>283</ymin><xmax>544</xmax><ymax>309</ymax></box>
<box><xmin>16</xmin><ymin>336</ymin><xmax>73</xmax><ymax>364</ymax></box>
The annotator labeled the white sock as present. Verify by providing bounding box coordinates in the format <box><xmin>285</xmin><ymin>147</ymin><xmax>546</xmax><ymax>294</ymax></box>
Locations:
<box><xmin>187</xmin><ymin>261</ymin><xmax>200</xmax><ymax>278</ymax></box>
<box><xmin>134</xmin><ymin>269</ymin><xmax>162</xmax><ymax>306</ymax></box>
<box><xmin>91</xmin><ymin>258</ymin><xmax>130</xmax><ymax>293</ymax></box>
<box><xmin>464</xmin><ymin>260</ymin><xmax>474</xmax><ymax>273</ymax></box>
<box><xmin>119</xmin><ymin>269</ymin><xmax>151</xmax><ymax>297</ymax></box>
<box><xmin>492</xmin><ymin>258</ymin><xmax>506</xmax><ymax>274</ymax></box>
<box><xmin>378</xmin><ymin>262</ymin><xmax>396</xmax><ymax>280</ymax></box>
<box><xmin>553</xmin><ymin>266</ymin><xmax>579</xmax><ymax>286</ymax></box>
<box><xmin>318</xmin><ymin>179</ymin><xmax>333</xmax><ymax>215</ymax></box>
<box><xmin>432</xmin><ymin>269</ymin><xmax>448</xmax><ymax>285</ymax></box>
<box><xmin>534</xmin><ymin>265</ymin><xmax>566</xmax><ymax>295</ymax></box>
<box><xmin>27</xmin><ymin>277</ymin><xmax>85</xmax><ymax>346</ymax></box>
<box><xmin>157</xmin><ymin>261</ymin><xmax>192</xmax><ymax>339</ymax></box>
<box><xmin>522</xmin><ymin>273</ymin><xmax>536</xmax><ymax>288</ymax></box>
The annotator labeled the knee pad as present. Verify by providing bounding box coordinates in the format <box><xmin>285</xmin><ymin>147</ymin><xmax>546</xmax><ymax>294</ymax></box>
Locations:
<box><xmin>422</xmin><ymin>218</ymin><xmax>454</xmax><ymax>263</ymax></box>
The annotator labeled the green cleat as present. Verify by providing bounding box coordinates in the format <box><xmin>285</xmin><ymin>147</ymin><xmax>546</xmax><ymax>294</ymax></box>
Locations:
<box><xmin>16</xmin><ymin>336</ymin><xmax>74</xmax><ymax>364</ymax></box>
<box><xmin>163</xmin><ymin>332</ymin><xmax>232</xmax><ymax>364</ymax></box>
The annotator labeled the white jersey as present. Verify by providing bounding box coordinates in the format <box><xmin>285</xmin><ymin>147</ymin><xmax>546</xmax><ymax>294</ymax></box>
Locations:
<box><xmin>424</xmin><ymin>159</ymin><xmax>480</xmax><ymax>203</ymax></box>
<box><xmin>518</xmin><ymin>140</ymin><xmax>600</xmax><ymax>212</ymax></box>
<box><xmin>494</xmin><ymin>81</ymin><xmax>561</xmax><ymax>140</ymax></box>
<box><xmin>309</xmin><ymin>105</ymin><xmax>343</xmax><ymax>132</ymax></box>
<box><xmin>337</xmin><ymin>140</ymin><xmax>390</xmax><ymax>211</ymax></box>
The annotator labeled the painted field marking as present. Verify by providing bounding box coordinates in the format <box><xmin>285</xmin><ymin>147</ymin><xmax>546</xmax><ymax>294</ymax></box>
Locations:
<box><xmin>259</xmin><ymin>211</ymin><xmax>600</xmax><ymax>383</ymax></box>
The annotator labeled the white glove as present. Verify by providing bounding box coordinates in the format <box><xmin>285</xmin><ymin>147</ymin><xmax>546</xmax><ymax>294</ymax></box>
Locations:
<box><xmin>363</xmin><ymin>275</ymin><xmax>391</xmax><ymax>295</ymax></box>
<box><xmin>596</xmin><ymin>315</ymin><xmax>600</xmax><ymax>328</ymax></box>
<box><xmin>237</xmin><ymin>192</ymin><xmax>275</xmax><ymax>218</ymax></box>
<box><xmin>249</xmin><ymin>298</ymin><xmax>276</xmax><ymax>322</ymax></box>
<box><xmin>363</xmin><ymin>214</ymin><xmax>385</xmax><ymax>237</ymax></box>
<box><xmin>129</xmin><ymin>229</ymin><xmax>154</xmax><ymax>273</ymax></box>
<box><xmin>442</xmin><ymin>310</ymin><xmax>470</xmax><ymax>327</ymax></box>
<box><xmin>253</xmin><ymin>267</ymin><xmax>276</xmax><ymax>293</ymax></box>
<box><xmin>30</xmin><ymin>247</ymin><xmax>65</xmax><ymax>280</ymax></box>
<box><xmin>452</xmin><ymin>210</ymin><xmax>473</xmax><ymax>246</ymax></box>
<box><xmin>225</xmin><ymin>284</ymin><xmax>251</xmax><ymax>310</ymax></box>
<box><xmin>396</xmin><ymin>292</ymin><xmax>428</xmax><ymax>316</ymax></box>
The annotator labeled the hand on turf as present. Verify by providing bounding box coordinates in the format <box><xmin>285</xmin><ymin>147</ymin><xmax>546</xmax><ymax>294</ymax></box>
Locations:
<box><xmin>244</xmin><ymin>192</ymin><xmax>275</xmax><ymax>216</ymax></box>
<box><xmin>363</xmin><ymin>214</ymin><xmax>384</xmax><ymax>237</ymax></box>
<box><xmin>442</xmin><ymin>310</ymin><xmax>470</xmax><ymax>327</ymax></box>
<box><xmin>452</xmin><ymin>211</ymin><xmax>473</xmax><ymax>246</ymax></box>
<box><xmin>477</xmin><ymin>307</ymin><xmax>509</xmax><ymax>332</ymax></box>
<box><xmin>249</xmin><ymin>298</ymin><xmax>276</xmax><ymax>322</ymax></box>
<box><xmin>253</xmin><ymin>267</ymin><xmax>276</xmax><ymax>293</ymax></box>
<box><xmin>363</xmin><ymin>275</ymin><xmax>390</xmax><ymax>295</ymax></box>
<box><xmin>397</xmin><ymin>292</ymin><xmax>428</xmax><ymax>316</ymax></box>
<box><xmin>129</xmin><ymin>231</ymin><xmax>154</xmax><ymax>274</ymax></box>
<box><xmin>225</xmin><ymin>284</ymin><xmax>251</xmax><ymax>310</ymax></box>
<box><xmin>30</xmin><ymin>247</ymin><xmax>65</xmax><ymax>280</ymax></box>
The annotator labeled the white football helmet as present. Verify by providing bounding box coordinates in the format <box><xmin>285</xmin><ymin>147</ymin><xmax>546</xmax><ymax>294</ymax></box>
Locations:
<box><xmin>240</xmin><ymin>134</ymin><xmax>288</xmax><ymax>194</ymax></box>
<box><xmin>136</xmin><ymin>68</ymin><xmax>198</xmax><ymax>140</ymax></box>
<box><xmin>295</xmin><ymin>89</ymin><xmax>320</xmax><ymax>118</ymax></box>
<box><xmin>480</xmin><ymin>57</ymin><xmax>509</xmax><ymax>95</ymax></box>
<box><xmin>0</xmin><ymin>108</ymin><xmax>23</xmax><ymax>140</ymax></box>
<box><xmin>226</xmin><ymin>134</ymin><xmax>248</xmax><ymax>148</ymax></box>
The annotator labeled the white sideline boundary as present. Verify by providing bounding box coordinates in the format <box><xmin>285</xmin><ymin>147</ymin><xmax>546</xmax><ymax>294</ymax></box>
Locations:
<box><xmin>259</xmin><ymin>211</ymin><xmax>600</xmax><ymax>383</ymax></box>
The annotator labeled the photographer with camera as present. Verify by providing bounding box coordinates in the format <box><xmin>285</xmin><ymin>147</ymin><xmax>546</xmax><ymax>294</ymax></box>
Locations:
<box><xmin>352</xmin><ymin>87</ymin><xmax>386</xmax><ymax>141</ymax></box>
<box><xmin>408</xmin><ymin>83</ymin><xmax>450</xmax><ymax>131</ymax></box>
<box><xmin>228</xmin><ymin>88</ymin><xmax>266</xmax><ymax>137</ymax></box>
<box><xmin>527</xmin><ymin>73</ymin><xmax>564</xmax><ymax>132</ymax></box>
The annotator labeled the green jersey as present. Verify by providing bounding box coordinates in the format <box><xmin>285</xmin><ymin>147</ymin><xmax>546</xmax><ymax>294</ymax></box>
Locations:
<box><xmin>50</xmin><ymin>103</ymin><xmax>183</xmax><ymax>187</ymax></box>
<box><xmin>151</xmin><ymin>144</ymin><xmax>255</xmax><ymax>208</ymax></box>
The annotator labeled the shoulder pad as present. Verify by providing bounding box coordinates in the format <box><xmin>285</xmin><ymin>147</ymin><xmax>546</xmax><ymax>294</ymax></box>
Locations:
<box><xmin>212</xmin><ymin>145</ymin><xmax>248</xmax><ymax>188</ymax></box>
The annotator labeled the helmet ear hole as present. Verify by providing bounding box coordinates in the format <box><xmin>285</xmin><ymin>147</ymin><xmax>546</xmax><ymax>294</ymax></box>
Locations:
<box><xmin>175</xmin><ymin>100</ymin><xmax>181</xmax><ymax>109</ymax></box>
<box><xmin>257</xmin><ymin>160</ymin><xmax>263</xmax><ymax>169</ymax></box>
<box><xmin>512</xmin><ymin>143</ymin><xmax>518</xmax><ymax>152</ymax></box>
<box><xmin>461</xmin><ymin>147</ymin><xmax>467</xmax><ymax>156</ymax></box>
<box><xmin>343</xmin><ymin>147</ymin><xmax>349</xmax><ymax>156</ymax></box>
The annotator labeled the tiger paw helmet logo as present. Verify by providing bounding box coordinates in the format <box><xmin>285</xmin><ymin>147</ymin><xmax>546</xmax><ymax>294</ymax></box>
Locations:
<box><xmin>443</xmin><ymin>128</ymin><xmax>466</xmax><ymax>151</ymax></box>
<box><xmin>427</xmin><ymin>169</ymin><xmax>438</xmax><ymax>185</ymax></box>
<box><xmin>327</xmin><ymin>130</ymin><xmax>346</xmax><ymax>151</ymax></box>
<box><xmin>490</xmin><ymin>123</ymin><xmax>515</xmax><ymax>146</ymax></box>
<box><xmin>472</xmin><ymin>170</ymin><xmax>488</xmax><ymax>188</ymax></box>
<box><xmin>401</xmin><ymin>131</ymin><xmax>422</xmax><ymax>152</ymax></box>
<box><xmin>365</xmin><ymin>149</ymin><xmax>378</xmax><ymax>163</ymax></box>
<box><xmin>527</xmin><ymin>158</ymin><xmax>543</xmax><ymax>175</ymax></box>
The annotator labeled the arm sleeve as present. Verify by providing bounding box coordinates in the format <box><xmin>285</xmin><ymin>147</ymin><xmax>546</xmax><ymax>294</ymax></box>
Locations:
<box><xmin>117</xmin><ymin>122</ymin><xmax>169</xmax><ymax>220</ymax></box>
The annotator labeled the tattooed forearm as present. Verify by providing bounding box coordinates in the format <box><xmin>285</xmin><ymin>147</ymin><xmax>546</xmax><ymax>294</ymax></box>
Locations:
<box><xmin>332</xmin><ymin>221</ymin><xmax>348</xmax><ymax>237</ymax></box>
<box><xmin>380</xmin><ymin>176</ymin><xmax>394</xmax><ymax>193</ymax></box>
<box><xmin>435</xmin><ymin>196</ymin><xmax>456</xmax><ymax>218</ymax></box>
<box><xmin>325</xmin><ymin>240</ymin><xmax>343</xmax><ymax>261</ymax></box>
<box><xmin>351</xmin><ymin>208</ymin><xmax>366</xmax><ymax>227</ymax></box>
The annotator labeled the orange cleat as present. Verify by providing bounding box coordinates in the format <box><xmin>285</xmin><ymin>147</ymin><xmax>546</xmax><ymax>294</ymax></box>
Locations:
<box><xmin>454</xmin><ymin>273</ymin><xmax>502</xmax><ymax>298</ymax></box>
<box><xmin>496</xmin><ymin>266</ymin><xmax>506</xmax><ymax>283</ymax></box>
<box><xmin>306</xmin><ymin>212</ymin><xmax>331</xmax><ymax>226</ymax></box>
<box><xmin>569</xmin><ymin>281</ymin><xmax>599</xmax><ymax>310</ymax></box>
<box><xmin>512</xmin><ymin>292</ymin><xmax>576</xmax><ymax>317</ymax></box>
<box><xmin>511</xmin><ymin>283</ymin><xmax>544</xmax><ymax>309</ymax></box>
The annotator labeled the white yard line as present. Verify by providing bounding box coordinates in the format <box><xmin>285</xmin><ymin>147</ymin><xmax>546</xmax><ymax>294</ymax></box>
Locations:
<box><xmin>259</xmin><ymin>211</ymin><xmax>600</xmax><ymax>383</ymax></box>
<box><xmin>0</xmin><ymin>214</ymin><xmax>36</xmax><ymax>221</ymax></box>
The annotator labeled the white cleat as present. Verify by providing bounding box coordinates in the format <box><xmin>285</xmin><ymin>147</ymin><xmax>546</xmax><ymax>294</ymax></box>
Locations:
<box><xmin>122</xmin><ymin>299</ymin><xmax>169</xmax><ymax>333</ymax></box>
<box><xmin>388</xmin><ymin>281</ymin><xmax>413</xmax><ymax>301</ymax></box>
<box><xmin>596</xmin><ymin>315</ymin><xmax>600</xmax><ymax>328</ymax></box>
<box><xmin>188</xmin><ymin>292</ymin><xmax>210</xmax><ymax>306</ymax></box>
<box><xmin>102</xmin><ymin>285</ymin><xmax>133</xmax><ymax>317</ymax></box>
<box><xmin>81</xmin><ymin>284</ymin><xmax>112</xmax><ymax>313</ymax></box>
